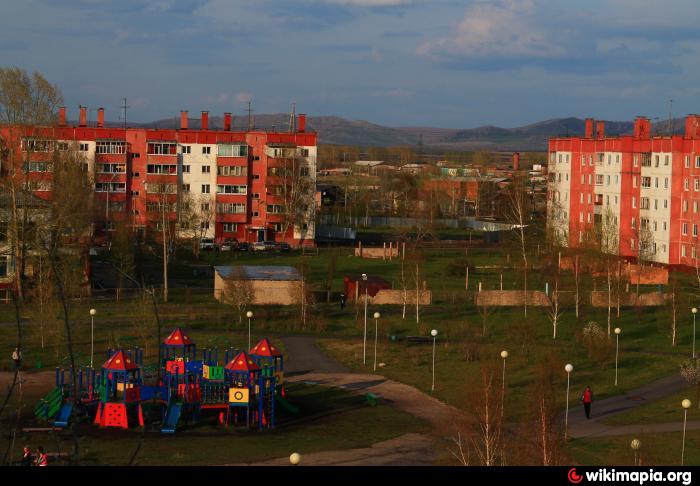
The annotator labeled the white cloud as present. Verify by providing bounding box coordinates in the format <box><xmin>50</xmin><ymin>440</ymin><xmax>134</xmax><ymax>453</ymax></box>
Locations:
<box><xmin>417</xmin><ymin>0</ymin><xmax>562</xmax><ymax>61</ymax></box>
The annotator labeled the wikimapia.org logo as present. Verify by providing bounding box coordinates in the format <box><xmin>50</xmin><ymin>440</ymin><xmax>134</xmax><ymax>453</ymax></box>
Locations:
<box><xmin>567</xmin><ymin>468</ymin><xmax>693</xmax><ymax>485</ymax></box>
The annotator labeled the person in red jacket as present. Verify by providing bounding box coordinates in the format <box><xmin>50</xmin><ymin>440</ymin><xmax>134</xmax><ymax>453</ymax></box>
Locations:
<box><xmin>581</xmin><ymin>386</ymin><xmax>593</xmax><ymax>419</ymax></box>
<box><xmin>34</xmin><ymin>446</ymin><xmax>48</xmax><ymax>466</ymax></box>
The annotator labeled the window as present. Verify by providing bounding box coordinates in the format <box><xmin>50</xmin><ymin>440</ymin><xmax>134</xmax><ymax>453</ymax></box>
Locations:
<box><xmin>633</xmin><ymin>176</ymin><xmax>638</xmax><ymax>188</ymax></box>
<box><xmin>147</xmin><ymin>164</ymin><xmax>177</xmax><ymax>174</ymax></box>
<box><xmin>632</xmin><ymin>196</ymin><xmax>636</xmax><ymax>208</ymax></box>
<box><xmin>202</xmin><ymin>165</ymin><xmax>211</xmax><ymax>174</ymax></box>
<box><xmin>181</xmin><ymin>145</ymin><xmax>191</xmax><ymax>154</ymax></box>
<box><xmin>685</xmin><ymin>178</ymin><xmax>690</xmax><ymax>191</ymax></box>
<box><xmin>696</xmin><ymin>156</ymin><xmax>700</xmax><ymax>169</ymax></box>
<box><xmin>95</xmin><ymin>140</ymin><xmax>126</xmax><ymax>154</ymax></box>
<box><xmin>146</xmin><ymin>201</ymin><xmax>177</xmax><ymax>212</ymax></box>
<box><xmin>267</xmin><ymin>204</ymin><xmax>285</xmax><ymax>214</ymax></box>
<box><xmin>200</xmin><ymin>221</ymin><xmax>209</xmax><ymax>231</ymax></box>
<box><xmin>616</xmin><ymin>154</ymin><xmax>620</xmax><ymax>164</ymax></box>
<box><xmin>606</xmin><ymin>175</ymin><xmax>610</xmax><ymax>185</ymax></box>
<box><xmin>217</xmin><ymin>166</ymin><xmax>247</xmax><ymax>177</ymax></box>
<box><xmin>202</xmin><ymin>146</ymin><xmax>211</xmax><ymax>155</ymax></box>
<box><xmin>654</xmin><ymin>177</ymin><xmax>658</xmax><ymax>188</ymax></box>
<box><xmin>664</xmin><ymin>177</ymin><xmax>668</xmax><ymax>189</ymax></box>
<box><xmin>588</xmin><ymin>174</ymin><xmax>592</xmax><ymax>185</ymax></box>
<box><xmin>693</xmin><ymin>201</ymin><xmax>697</xmax><ymax>214</ymax></box>
<box><xmin>694</xmin><ymin>247</ymin><xmax>698</xmax><ymax>259</ymax></box>
<box><xmin>641</xmin><ymin>177</ymin><xmax>651</xmax><ymax>188</ymax></box>
<box><xmin>694</xmin><ymin>224</ymin><xmax>698</xmax><ymax>238</ymax></box>
<box><xmin>182</xmin><ymin>184</ymin><xmax>190</xmax><ymax>193</ymax></box>
<box><xmin>581</xmin><ymin>155</ymin><xmax>585</xmax><ymax>166</ymax></box>
<box><xmin>633</xmin><ymin>154</ymin><xmax>639</xmax><ymax>167</ymax></box>
<box><xmin>686</xmin><ymin>155</ymin><xmax>690</xmax><ymax>168</ymax></box>
<box><xmin>695</xmin><ymin>178</ymin><xmax>699</xmax><ymax>192</ymax></box>
<box><xmin>683</xmin><ymin>223</ymin><xmax>689</xmax><ymax>235</ymax></box>
<box><xmin>95</xmin><ymin>182</ymin><xmax>126</xmax><ymax>193</ymax></box>
<box><xmin>147</xmin><ymin>142</ymin><xmax>177</xmax><ymax>155</ymax></box>
<box><xmin>79</xmin><ymin>143</ymin><xmax>89</xmax><ymax>152</ymax></box>
<box><xmin>216</xmin><ymin>184</ymin><xmax>247</xmax><ymax>195</ymax></box>
<box><xmin>630</xmin><ymin>239</ymin><xmax>635</xmax><ymax>250</ymax></box>
<box><xmin>217</xmin><ymin>144</ymin><xmax>248</xmax><ymax>157</ymax></box>
<box><xmin>682</xmin><ymin>245</ymin><xmax>687</xmax><ymax>257</ymax></box>
<box><xmin>202</xmin><ymin>184</ymin><xmax>210</xmax><ymax>194</ymax></box>
<box><xmin>253</xmin><ymin>193</ymin><xmax>260</xmax><ymax>199</ymax></box>
<box><xmin>223</xmin><ymin>223</ymin><xmax>238</xmax><ymax>232</ymax></box>
<box><xmin>145</xmin><ymin>183</ymin><xmax>176</xmax><ymax>194</ymax></box>
<box><xmin>654</xmin><ymin>155</ymin><xmax>659</xmax><ymax>167</ymax></box>
<box><xmin>201</xmin><ymin>203</ymin><xmax>210</xmax><ymax>212</ymax></box>
<box><xmin>581</xmin><ymin>174</ymin><xmax>585</xmax><ymax>184</ymax></box>
<box><xmin>21</xmin><ymin>139</ymin><xmax>52</xmax><ymax>152</ymax></box>
<box><xmin>182</xmin><ymin>165</ymin><xmax>190</xmax><ymax>173</ymax></box>
<box><xmin>216</xmin><ymin>203</ymin><xmax>246</xmax><ymax>214</ymax></box>
<box><xmin>684</xmin><ymin>200</ymin><xmax>689</xmax><ymax>212</ymax></box>
<box><xmin>631</xmin><ymin>217</ymin><xmax>636</xmax><ymax>229</ymax></box>
<box><xmin>98</xmin><ymin>163</ymin><xmax>126</xmax><ymax>173</ymax></box>
<box><xmin>595</xmin><ymin>175</ymin><xmax>604</xmax><ymax>185</ymax></box>
<box><xmin>665</xmin><ymin>155</ymin><xmax>669</xmax><ymax>166</ymax></box>
<box><xmin>23</xmin><ymin>161</ymin><xmax>52</xmax><ymax>173</ymax></box>
<box><xmin>640</xmin><ymin>197</ymin><xmax>649</xmax><ymax>209</ymax></box>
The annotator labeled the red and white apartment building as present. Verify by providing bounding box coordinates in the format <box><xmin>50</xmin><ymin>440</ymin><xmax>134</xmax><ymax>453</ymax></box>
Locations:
<box><xmin>1</xmin><ymin>107</ymin><xmax>317</xmax><ymax>246</ymax></box>
<box><xmin>547</xmin><ymin>115</ymin><xmax>700</xmax><ymax>267</ymax></box>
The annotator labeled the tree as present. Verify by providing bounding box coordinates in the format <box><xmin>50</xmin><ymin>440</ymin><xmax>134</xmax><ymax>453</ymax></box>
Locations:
<box><xmin>505</xmin><ymin>174</ymin><xmax>531</xmax><ymax>317</ymax></box>
<box><xmin>270</xmin><ymin>152</ymin><xmax>314</xmax><ymax>244</ymax></box>
<box><xmin>0</xmin><ymin>68</ymin><xmax>62</xmax><ymax>301</ymax></box>
<box><xmin>177</xmin><ymin>191</ymin><xmax>214</xmax><ymax>258</ymax></box>
<box><xmin>222</xmin><ymin>267</ymin><xmax>255</xmax><ymax>329</ymax></box>
<box><xmin>467</xmin><ymin>360</ymin><xmax>504</xmax><ymax>466</ymax></box>
<box><xmin>110</xmin><ymin>220</ymin><xmax>135</xmax><ymax>302</ymax></box>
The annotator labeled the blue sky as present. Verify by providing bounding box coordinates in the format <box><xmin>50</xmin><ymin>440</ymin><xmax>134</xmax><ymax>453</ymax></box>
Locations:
<box><xmin>3</xmin><ymin>0</ymin><xmax>700</xmax><ymax>128</ymax></box>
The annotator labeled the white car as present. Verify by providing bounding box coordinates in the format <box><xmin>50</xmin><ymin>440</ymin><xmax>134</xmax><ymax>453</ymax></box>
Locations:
<box><xmin>199</xmin><ymin>238</ymin><xmax>217</xmax><ymax>251</ymax></box>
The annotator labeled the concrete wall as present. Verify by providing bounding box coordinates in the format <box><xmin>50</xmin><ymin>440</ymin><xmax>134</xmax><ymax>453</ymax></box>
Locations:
<box><xmin>590</xmin><ymin>291</ymin><xmax>669</xmax><ymax>307</ymax></box>
<box><xmin>354</xmin><ymin>245</ymin><xmax>400</xmax><ymax>259</ymax></box>
<box><xmin>214</xmin><ymin>271</ymin><xmax>300</xmax><ymax>305</ymax></box>
<box><xmin>475</xmin><ymin>290</ymin><xmax>551</xmax><ymax>307</ymax></box>
<box><xmin>368</xmin><ymin>289</ymin><xmax>432</xmax><ymax>305</ymax></box>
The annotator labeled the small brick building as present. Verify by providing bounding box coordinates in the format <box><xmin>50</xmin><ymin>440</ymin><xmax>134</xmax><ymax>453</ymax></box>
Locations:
<box><xmin>214</xmin><ymin>265</ymin><xmax>303</xmax><ymax>305</ymax></box>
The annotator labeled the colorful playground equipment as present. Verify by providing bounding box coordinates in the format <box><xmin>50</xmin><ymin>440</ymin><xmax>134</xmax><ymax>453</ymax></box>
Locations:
<box><xmin>35</xmin><ymin>327</ymin><xmax>296</xmax><ymax>434</ymax></box>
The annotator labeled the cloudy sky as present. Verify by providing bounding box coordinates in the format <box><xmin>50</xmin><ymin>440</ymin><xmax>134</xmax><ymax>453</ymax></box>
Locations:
<box><xmin>3</xmin><ymin>0</ymin><xmax>700</xmax><ymax>128</ymax></box>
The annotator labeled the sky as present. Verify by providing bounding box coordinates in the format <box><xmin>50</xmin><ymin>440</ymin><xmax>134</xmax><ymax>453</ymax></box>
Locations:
<box><xmin>2</xmin><ymin>0</ymin><xmax>700</xmax><ymax>128</ymax></box>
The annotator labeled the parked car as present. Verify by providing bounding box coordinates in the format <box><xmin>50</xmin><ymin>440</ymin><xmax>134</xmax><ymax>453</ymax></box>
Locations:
<box><xmin>219</xmin><ymin>238</ymin><xmax>238</xmax><ymax>251</ymax></box>
<box><xmin>275</xmin><ymin>242</ymin><xmax>291</xmax><ymax>253</ymax></box>
<box><xmin>252</xmin><ymin>241</ymin><xmax>277</xmax><ymax>252</ymax></box>
<box><xmin>237</xmin><ymin>242</ymin><xmax>250</xmax><ymax>252</ymax></box>
<box><xmin>199</xmin><ymin>238</ymin><xmax>217</xmax><ymax>251</ymax></box>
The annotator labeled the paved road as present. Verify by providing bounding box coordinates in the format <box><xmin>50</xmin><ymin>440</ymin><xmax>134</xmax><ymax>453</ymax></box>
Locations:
<box><xmin>568</xmin><ymin>373</ymin><xmax>697</xmax><ymax>438</ymax></box>
<box><xmin>280</xmin><ymin>336</ymin><xmax>350</xmax><ymax>374</ymax></box>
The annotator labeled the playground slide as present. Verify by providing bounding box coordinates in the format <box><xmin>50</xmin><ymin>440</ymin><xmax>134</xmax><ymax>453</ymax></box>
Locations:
<box><xmin>275</xmin><ymin>395</ymin><xmax>299</xmax><ymax>414</ymax></box>
<box><xmin>161</xmin><ymin>402</ymin><xmax>182</xmax><ymax>434</ymax></box>
<box><xmin>53</xmin><ymin>403</ymin><xmax>73</xmax><ymax>427</ymax></box>
<box><xmin>34</xmin><ymin>388</ymin><xmax>63</xmax><ymax>421</ymax></box>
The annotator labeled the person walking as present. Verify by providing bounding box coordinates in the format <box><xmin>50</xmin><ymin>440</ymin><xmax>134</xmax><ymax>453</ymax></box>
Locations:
<box><xmin>20</xmin><ymin>446</ymin><xmax>33</xmax><ymax>466</ymax></box>
<box><xmin>581</xmin><ymin>385</ymin><xmax>593</xmax><ymax>419</ymax></box>
<box><xmin>339</xmin><ymin>293</ymin><xmax>346</xmax><ymax>310</ymax></box>
<box><xmin>35</xmin><ymin>446</ymin><xmax>48</xmax><ymax>466</ymax></box>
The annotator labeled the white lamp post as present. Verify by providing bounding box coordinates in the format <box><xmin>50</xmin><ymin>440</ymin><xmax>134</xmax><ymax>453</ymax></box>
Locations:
<box><xmin>289</xmin><ymin>452</ymin><xmax>301</xmax><ymax>466</ymax></box>
<box><xmin>614</xmin><ymin>327</ymin><xmax>622</xmax><ymax>386</ymax></box>
<box><xmin>631</xmin><ymin>438</ymin><xmax>641</xmax><ymax>466</ymax></box>
<box><xmin>500</xmin><ymin>350</ymin><xmax>508</xmax><ymax>420</ymax></box>
<box><xmin>246</xmin><ymin>311</ymin><xmax>253</xmax><ymax>351</ymax></box>
<box><xmin>682</xmin><ymin>399</ymin><xmax>692</xmax><ymax>466</ymax></box>
<box><xmin>373</xmin><ymin>312</ymin><xmax>380</xmax><ymax>372</ymax></box>
<box><xmin>564</xmin><ymin>363</ymin><xmax>574</xmax><ymax>440</ymax></box>
<box><xmin>89</xmin><ymin>308</ymin><xmax>97</xmax><ymax>368</ymax></box>
<box><xmin>431</xmin><ymin>329</ymin><xmax>438</xmax><ymax>392</ymax></box>
<box><xmin>692</xmin><ymin>308</ymin><xmax>697</xmax><ymax>359</ymax></box>
<box><xmin>362</xmin><ymin>273</ymin><xmax>368</xmax><ymax>365</ymax></box>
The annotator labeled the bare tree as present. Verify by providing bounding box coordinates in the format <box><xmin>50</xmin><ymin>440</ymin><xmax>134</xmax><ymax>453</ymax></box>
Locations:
<box><xmin>505</xmin><ymin>174</ymin><xmax>530</xmax><ymax>317</ymax></box>
<box><xmin>223</xmin><ymin>267</ymin><xmax>255</xmax><ymax>328</ymax></box>
<box><xmin>468</xmin><ymin>361</ymin><xmax>504</xmax><ymax>466</ymax></box>
<box><xmin>549</xmin><ymin>279</ymin><xmax>563</xmax><ymax>340</ymax></box>
<box><xmin>270</xmin><ymin>152</ymin><xmax>314</xmax><ymax>243</ymax></box>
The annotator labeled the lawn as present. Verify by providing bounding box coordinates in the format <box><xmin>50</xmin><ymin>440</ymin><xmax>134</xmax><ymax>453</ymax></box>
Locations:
<box><xmin>2</xmin><ymin>382</ymin><xmax>427</xmax><ymax>466</ymax></box>
<box><xmin>600</xmin><ymin>390</ymin><xmax>700</xmax><ymax>426</ymax></box>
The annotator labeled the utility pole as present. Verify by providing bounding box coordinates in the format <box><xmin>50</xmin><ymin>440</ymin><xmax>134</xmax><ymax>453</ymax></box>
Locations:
<box><xmin>161</xmin><ymin>193</ymin><xmax>169</xmax><ymax>303</ymax></box>
<box><xmin>121</xmin><ymin>97</ymin><xmax>129</xmax><ymax>129</ymax></box>
<box><xmin>669</xmin><ymin>99</ymin><xmax>674</xmax><ymax>135</ymax></box>
<box><xmin>288</xmin><ymin>102</ymin><xmax>296</xmax><ymax>132</ymax></box>
<box><xmin>247</xmin><ymin>101</ymin><xmax>254</xmax><ymax>131</ymax></box>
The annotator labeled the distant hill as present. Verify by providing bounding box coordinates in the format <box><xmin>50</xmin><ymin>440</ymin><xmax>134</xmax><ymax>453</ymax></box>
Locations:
<box><xmin>122</xmin><ymin>114</ymin><xmax>687</xmax><ymax>151</ymax></box>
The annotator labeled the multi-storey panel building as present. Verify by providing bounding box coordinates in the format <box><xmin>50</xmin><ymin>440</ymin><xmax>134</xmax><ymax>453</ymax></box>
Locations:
<box><xmin>548</xmin><ymin>115</ymin><xmax>700</xmax><ymax>266</ymax></box>
<box><xmin>1</xmin><ymin>107</ymin><xmax>317</xmax><ymax>246</ymax></box>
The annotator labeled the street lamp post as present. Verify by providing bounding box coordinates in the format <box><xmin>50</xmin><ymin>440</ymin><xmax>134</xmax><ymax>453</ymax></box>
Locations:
<box><xmin>289</xmin><ymin>452</ymin><xmax>301</xmax><ymax>466</ymax></box>
<box><xmin>362</xmin><ymin>273</ymin><xmax>368</xmax><ymax>365</ymax></box>
<box><xmin>431</xmin><ymin>329</ymin><xmax>438</xmax><ymax>392</ymax></box>
<box><xmin>89</xmin><ymin>309</ymin><xmax>97</xmax><ymax>368</ymax></box>
<box><xmin>631</xmin><ymin>439</ymin><xmax>641</xmax><ymax>466</ymax></box>
<box><xmin>692</xmin><ymin>308</ymin><xmax>697</xmax><ymax>359</ymax></box>
<box><xmin>564</xmin><ymin>363</ymin><xmax>574</xmax><ymax>440</ymax></box>
<box><xmin>373</xmin><ymin>312</ymin><xmax>380</xmax><ymax>371</ymax></box>
<box><xmin>500</xmin><ymin>350</ymin><xmax>508</xmax><ymax>420</ymax></box>
<box><xmin>614</xmin><ymin>327</ymin><xmax>622</xmax><ymax>386</ymax></box>
<box><xmin>682</xmin><ymin>399</ymin><xmax>692</xmax><ymax>466</ymax></box>
<box><xmin>246</xmin><ymin>311</ymin><xmax>253</xmax><ymax>351</ymax></box>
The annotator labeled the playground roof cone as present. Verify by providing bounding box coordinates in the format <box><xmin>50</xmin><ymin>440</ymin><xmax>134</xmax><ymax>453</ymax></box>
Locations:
<box><xmin>249</xmin><ymin>338</ymin><xmax>282</xmax><ymax>357</ymax></box>
<box><xmin>102</xmin><ymin>350</ymin><xmax>139</xmax><ymax>371</ymax></box>
<box><xmin>225</xmin><ymin>352</ymin><xmax>261</xmax><ymax>372</ymax></box>
<box><xmin>163</xmin><ymin>327</ymin><xmax>193</xmax><ymax>347</ymax></box>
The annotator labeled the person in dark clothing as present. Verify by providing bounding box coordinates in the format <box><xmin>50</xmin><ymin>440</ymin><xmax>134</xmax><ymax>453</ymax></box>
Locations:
<box><xmin>581</xmin><ymin>386</ymin><xmax>593</xmax><ymax>419</ymax></box>
<box><xmin>20</xmin><ymin>446</ymin><xmax>33</xmax><ymax>466</ymax></box>
<box><xmin>339</xmin><ymin>293</ymin><xmax>346</xmax><ymax>310</ymax></box>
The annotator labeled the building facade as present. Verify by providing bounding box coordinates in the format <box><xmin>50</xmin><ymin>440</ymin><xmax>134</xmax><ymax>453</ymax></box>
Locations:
<box><xmin>1</xmin><ymin>107</ymin><xmax>317</xmax><ymax>246</ymax></box>
<box><xmin>548</xmin><ymin>115</ymin><xmax>700</xmax><ymax>266</ymax></box>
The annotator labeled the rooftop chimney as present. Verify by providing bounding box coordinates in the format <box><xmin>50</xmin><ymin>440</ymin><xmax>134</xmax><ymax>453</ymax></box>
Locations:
<box><xmin>58</xmin><ymin>106</ymin><xmax>66</xmax><ymax>127</ymax></box>
<box><xmin>79</xmin><ymin>105</ymin><xmax>87</xmax><ymax>127</ymax></box>
<box><xmin>595</xmin><ymin>121</ymin><xmax>605</xmax><ymax>139</ymax></box>
<box><xmin>512</xmin><ymin>152</ymin><xmax>520</xmax><ymax>171</ymax></box>
<box><xmin>298</xmin><ymin>113</ymin><xmax>306</xmax><ymax>133</ymax></box>
<box><xmin>584</xmin><ymin>118</ymin><xmax>594</xmax><ymax>138</ymax></box>
<box><xmin>685</xmin><ymin>115</ymin><xmax>700</xmax><ymax>139</ymax></box>
<box><xmin>97</xmin><ymin>107</ymin><xmax>104</xmax><ymax>128</ymax></box>
<box><xmin>201</xmin><ymin>111</ymin><xmax>209</xmax><ymax>130</ymax></box>
<box><xmin>224</xmin><ymin>112</ymin><xmax>232</xmax><ymax>131</ymax></box>
<box><xmin>634</xmin><ymin>116</ymin><xmax>651</xmax><ymax>139</ymax></box>
<box><xmin>180</xmin><ymin>111</ymin><xmax>188</xmax><ymax>130</ymax></box>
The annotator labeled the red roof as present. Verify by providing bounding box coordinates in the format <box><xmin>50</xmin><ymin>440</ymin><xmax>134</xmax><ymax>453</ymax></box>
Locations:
<box><xmin>163</xmin><ymin>328</ymin><xmax>193</xmax><ymax>346</ymax></box>
<box><xmin>102</xmin><ymin>350</ymin><xmax>139</xmax><ymax>371</ymax></box>
<box><xmin>225</xmin><ymin>352</ymin><xmax>261</xmax><ymax>372</ymax></box>
<box><xmin>249</xmin><ymin>338</ymin><xmax>282</xmax><ymax>357</ymax></box>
